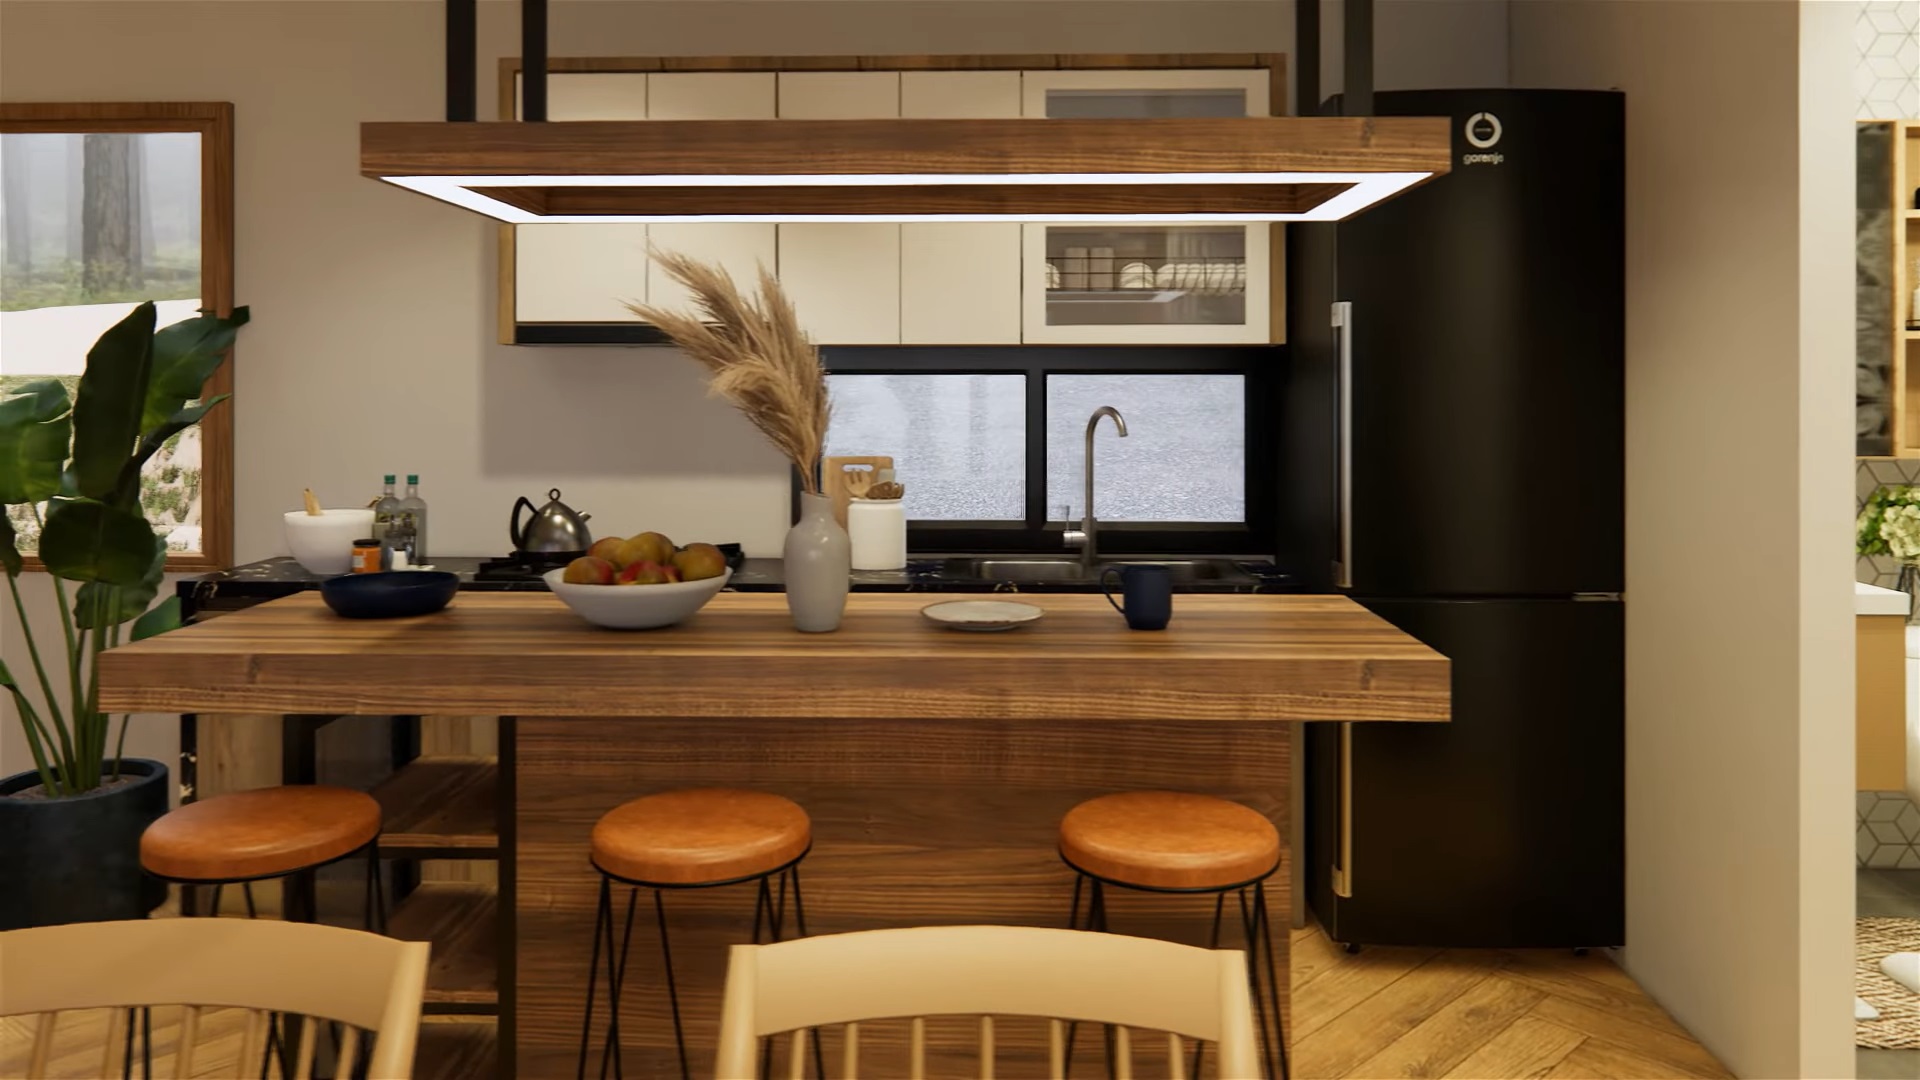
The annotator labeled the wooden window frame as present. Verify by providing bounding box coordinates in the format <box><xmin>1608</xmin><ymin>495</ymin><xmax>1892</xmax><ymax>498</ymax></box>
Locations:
<box><xmin>0</xmin><ymin>101</ymin><xmax>236</xmax><ymax>572</ymax></box>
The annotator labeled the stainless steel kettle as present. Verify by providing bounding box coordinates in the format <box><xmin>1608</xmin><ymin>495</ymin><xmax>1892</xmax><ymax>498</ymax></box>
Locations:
<box><xmin>510</xmin><ymin>488</ymin><xmax>593</xmax><ymax>554</ymax></box>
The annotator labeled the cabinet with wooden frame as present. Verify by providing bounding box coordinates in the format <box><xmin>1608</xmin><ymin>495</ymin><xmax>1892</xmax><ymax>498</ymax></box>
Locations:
<box><xmin>496</xmin><ymin>54</ymin><xmax>1288</xmax><ymax>348</ymax></box>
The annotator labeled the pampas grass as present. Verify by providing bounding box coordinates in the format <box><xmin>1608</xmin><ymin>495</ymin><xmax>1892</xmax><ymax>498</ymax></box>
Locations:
<box><xmin>627</xmin><ymin>250</ymin><xmax>832</xmax><ymax>494</ymax></box>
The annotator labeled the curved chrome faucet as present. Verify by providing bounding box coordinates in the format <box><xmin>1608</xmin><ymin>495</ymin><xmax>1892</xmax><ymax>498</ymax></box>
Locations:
<box><xmin>1063</xmin><ymin>406</ymin><xmax>1129</xmax><ymax>569</ymax></box>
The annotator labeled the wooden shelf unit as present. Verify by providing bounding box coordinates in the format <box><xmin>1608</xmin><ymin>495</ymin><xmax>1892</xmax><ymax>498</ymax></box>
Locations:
<box><xmin>387</xmin><ymin>883</ymin><xmax>500</xmax><ymax>1009</ymax></box>
<box><xmin>1876</xmin><ymin>120</ymin><xmax>1920</xmax><ymax>456</ymax></box>
<box><xmin>416</xmin><ymin>1019</ymin><xmax>499</xmax><ymax>1080</ymax></box>
<box><xmin>373</xmin><ymin>756</ymin><xmax>500</xmax><ymax>857</ymax></box>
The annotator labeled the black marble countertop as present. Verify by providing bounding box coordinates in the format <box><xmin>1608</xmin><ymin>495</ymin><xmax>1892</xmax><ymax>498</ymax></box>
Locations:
<box><xmin>179</xmin><ymin>555</ymin><xmax>1299</xmax><ymax>607</ymax></box>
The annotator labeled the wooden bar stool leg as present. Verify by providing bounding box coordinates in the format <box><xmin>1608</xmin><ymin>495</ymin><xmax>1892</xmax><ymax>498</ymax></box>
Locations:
<box><xmin>1194</xmin><ymin>892</ymin><xmax>1227</xmax><ymax>1078</ymax></box>
<box><xmin>785</xmin><ymin>868</ymin><xmax>826</xmax><ymax>1080</ymax></box>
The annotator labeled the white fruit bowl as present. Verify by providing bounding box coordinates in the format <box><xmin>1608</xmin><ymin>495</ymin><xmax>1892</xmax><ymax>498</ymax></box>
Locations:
<box><xmin>542</xmin><ymin>567</ymin><xmax>732</xmax><ymax>630</ymax></box>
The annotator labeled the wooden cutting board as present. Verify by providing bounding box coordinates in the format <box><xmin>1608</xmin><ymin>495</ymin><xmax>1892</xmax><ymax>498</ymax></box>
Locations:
<box><xmin>823</xmin><ymin>455</ymin><xmax>893</xmax><ymax>530</ymax></box>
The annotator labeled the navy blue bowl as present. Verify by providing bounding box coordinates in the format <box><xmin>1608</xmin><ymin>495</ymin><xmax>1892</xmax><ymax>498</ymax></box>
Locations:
<box><xmin>320</xmin><ymin>571</ymin><xmax>459</xmax><ymax>619</ymax></box>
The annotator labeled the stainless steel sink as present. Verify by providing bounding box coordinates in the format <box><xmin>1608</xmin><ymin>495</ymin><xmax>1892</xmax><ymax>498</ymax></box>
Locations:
<box><xmin>940</xmin><ymin>557</ymin><xmax>1255</xmax><ymax>585</ymax></box>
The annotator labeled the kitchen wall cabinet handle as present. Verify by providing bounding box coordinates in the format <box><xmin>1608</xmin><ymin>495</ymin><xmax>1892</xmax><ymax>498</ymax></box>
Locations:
<box><xmin>1331</xmin><ymin>720</ymin><xmax>1354</xmax><ymax>898</ymax></box>
<box><xmin>1332</xmin><ymin>301</ymin><xmax>1353</xmax><ymax>590</ymax></box>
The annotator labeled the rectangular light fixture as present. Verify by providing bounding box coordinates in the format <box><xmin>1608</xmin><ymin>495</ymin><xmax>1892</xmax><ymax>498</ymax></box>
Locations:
<box><xmin>361</xmin><ymin>116</ymin><xmax>1451</xmax><ymax>224</ymax></box>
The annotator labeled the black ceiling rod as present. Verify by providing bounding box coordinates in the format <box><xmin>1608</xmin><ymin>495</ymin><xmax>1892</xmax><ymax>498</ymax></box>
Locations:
<box><xmin>1295</xmin><ymin>0</ymin><xmax>1320</xmax><ymax>116</ymax></box>
<box><xmin>1343</xmin><ymin>0</ymin><xmax>1373</xmax><ymax>117</ymax></box>
<box><xmin>446</xmin><ymin>0</ymin><xmax>476</xmax><ymax>122</ymax></box>
<box><xmin>523</xmin><ymin>0</ymin><xmax>549</xmax><ymax>122</ymax></box>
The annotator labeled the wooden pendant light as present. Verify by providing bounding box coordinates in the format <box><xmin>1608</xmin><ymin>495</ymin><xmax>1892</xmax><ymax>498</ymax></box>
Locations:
<box><xmin>365</xmin><ymin>0</ymin><xmax>1448</xmax><ymax>223</ymax></box>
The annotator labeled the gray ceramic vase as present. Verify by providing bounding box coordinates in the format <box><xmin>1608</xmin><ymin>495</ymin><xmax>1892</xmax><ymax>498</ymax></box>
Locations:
<box><xmin>784</xmin><ymin>492</ymin><xmax>850</xmax><ymax>632</ymax></box>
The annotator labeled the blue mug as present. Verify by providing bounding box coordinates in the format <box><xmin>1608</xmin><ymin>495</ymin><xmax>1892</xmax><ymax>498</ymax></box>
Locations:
<box><xmin>1101</xmin><ymin>564</ymin><xmax>1173</xmax><ymax>631</ymax></box>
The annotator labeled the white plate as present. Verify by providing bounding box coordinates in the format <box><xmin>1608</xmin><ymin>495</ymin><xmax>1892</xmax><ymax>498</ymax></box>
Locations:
<box><xmin>921</xmin><ymin>600</ymin><xmax>1044</xmax><ymax>632</ymax></box>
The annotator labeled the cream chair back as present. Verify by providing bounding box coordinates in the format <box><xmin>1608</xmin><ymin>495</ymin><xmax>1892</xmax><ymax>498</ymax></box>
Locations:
<box><xmin>714</xmin><ymin>924</ymin><xmax>1260</xmax><ymax>1079</ymax></box>
<box><xmin>0</xmin><ymin>918</ymin><xmax>428</xmax><ymax>1079</ymax></box>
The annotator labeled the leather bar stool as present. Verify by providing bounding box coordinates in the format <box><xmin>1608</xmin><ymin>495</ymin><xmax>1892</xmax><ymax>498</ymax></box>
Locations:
<box><xmin>140</xmin><ymin>784</ymin><xmax>385</xmax><ymax>927</ymax></box>
<box><xmin>1058</xmin><ymin>790</ymin><xmax>1288</xmax><ymax>1079</ymax></box>
<box><xmin>578</xmin><ymin>788</ymin><xmax>815</xmax><ymax>1080</ymax></box>
<box><xmin>138</xmin><ymin>784</ymin><xmax>385</xmax><ymax>1077</ymax></box>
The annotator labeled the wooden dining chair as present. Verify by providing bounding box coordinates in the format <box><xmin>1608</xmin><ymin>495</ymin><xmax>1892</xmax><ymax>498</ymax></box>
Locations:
<box><xmin>0</xmin><ymin>917</ymin><xmax>429</xmax><ymax>1079</ymax></box>
<box><xmin>714</xmin><ymin>925</ymin><xmax>1261</xmax><ymax>1080</ymax></box>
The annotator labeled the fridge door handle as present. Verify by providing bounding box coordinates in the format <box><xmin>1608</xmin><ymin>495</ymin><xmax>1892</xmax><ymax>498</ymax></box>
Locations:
<box><xmin>1331</xmin><ymin>720</ymin><xmax>1354</xmax><ymax>898</ymax></box>
<box><xmin>1332</xmin><ymin>301</ymin><xmax>1354</xmax><ymax>590</ymax></box>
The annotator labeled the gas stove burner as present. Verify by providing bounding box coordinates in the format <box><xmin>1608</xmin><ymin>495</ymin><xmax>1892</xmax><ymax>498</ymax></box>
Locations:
<box><xmin>474</xmin><ymin>550</ymin><xmax>582</xmax><ymax>581</ymax></box>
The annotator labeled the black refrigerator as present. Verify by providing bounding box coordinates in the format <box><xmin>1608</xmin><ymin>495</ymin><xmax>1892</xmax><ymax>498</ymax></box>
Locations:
<box><xmin>1284</xmin><ymin>89</ymin><xmax>1625</xmax><ymax>948</ymax></box>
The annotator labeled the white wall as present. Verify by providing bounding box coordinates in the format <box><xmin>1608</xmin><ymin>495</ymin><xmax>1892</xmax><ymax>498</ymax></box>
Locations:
<box><xmin>0</xmin><ymin>0</ymin><xmax>1510</xmax><ymax>782</ymax></box>
<box><xmin>1512</xmin><ymin>3</ymin><xmax>1854</xmax><ymax>1077</ymax></box>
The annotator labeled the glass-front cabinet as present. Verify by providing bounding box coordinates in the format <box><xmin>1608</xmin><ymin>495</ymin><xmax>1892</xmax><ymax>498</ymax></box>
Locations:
<box><xmin>1020</xmin><ymin>69</ymin><xmax>1275</xmax><ymax>345</ymax></box>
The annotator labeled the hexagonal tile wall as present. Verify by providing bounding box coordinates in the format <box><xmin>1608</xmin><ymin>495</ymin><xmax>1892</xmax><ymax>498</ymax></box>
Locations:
<box><xmin>1858</xmin><ymin>789</ymin><xmax>1920</xmax><ymax>868</ymax></box>
<box><xmin>1857</xmin><ymin>2</ymin><xmax>1920</xmax><ymax>119</ymax></box>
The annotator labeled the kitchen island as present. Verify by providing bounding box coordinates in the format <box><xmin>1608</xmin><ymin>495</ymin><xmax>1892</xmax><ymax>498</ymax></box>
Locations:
<box><xmin>98</xmin><ymin>591</ymin><xmax>1448</xmax><ymax>1078</ymax></box>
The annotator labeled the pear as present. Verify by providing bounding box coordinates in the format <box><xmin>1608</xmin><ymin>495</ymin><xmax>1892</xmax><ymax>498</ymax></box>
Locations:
<box><xmin>618</xmin><ymin>560</ymin><xmax>671</xmax><ymax>586</ymax></box>
<box><xmin>671</xmin><ymin>542</ymin><xmax>727</xmax><ymax>582</ymax></box>
<box><xmin>562</xmin><ymin>556</ymin><xmax>616</xmax><ymax>585</ymax></box>
<box><xmin>626</xmin><ymin>531</ymin><xmax>676</xmax><ymax>567</ymax></box>
<box><xmin>587</xmin><ymin>537</ymin><xmax>625</xmax><ymax>566</ymax></box>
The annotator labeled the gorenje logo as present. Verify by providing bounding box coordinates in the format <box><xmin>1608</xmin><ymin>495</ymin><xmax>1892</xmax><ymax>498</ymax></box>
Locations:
<box><xmin>1463</xmin><ymin>111</ymin><xmax>1504</xmax><ymax>166</ymax></box>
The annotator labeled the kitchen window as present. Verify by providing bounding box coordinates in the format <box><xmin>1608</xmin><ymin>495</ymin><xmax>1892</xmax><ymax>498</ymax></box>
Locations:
<box><xmin>823</xmin><ymin>348</ymin><xmax>1273</xmax><ymax>555</ymax></box>
<box><xmin>0</xmin><ymin>103</ymin><xmax>237</xmax><ymax>571</ymax></box>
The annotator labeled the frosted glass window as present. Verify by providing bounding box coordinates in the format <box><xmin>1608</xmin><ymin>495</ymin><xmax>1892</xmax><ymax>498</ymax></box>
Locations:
<box><xmin>826</xmin><ymin>374</ymin><xmax>1025</xmax><ymax>520</ymax></box>
<box><xmin>1047</xmin><ymin>375</ymin><xmax>1245</xmax><ymax>523</ymax></box>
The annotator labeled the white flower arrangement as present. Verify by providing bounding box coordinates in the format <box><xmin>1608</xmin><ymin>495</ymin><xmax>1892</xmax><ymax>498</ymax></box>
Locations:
<box><xmin>1857</xmin><ymin>485</ymin><xmax>1920</xmax><ymax>560</ymax></box>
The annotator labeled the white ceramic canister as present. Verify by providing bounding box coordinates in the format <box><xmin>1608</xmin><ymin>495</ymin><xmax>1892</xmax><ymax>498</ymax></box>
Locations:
<box><xmin>848</xmin><ymin>498</ymin><xmax>908</xmax><ymax>571</ymax></box>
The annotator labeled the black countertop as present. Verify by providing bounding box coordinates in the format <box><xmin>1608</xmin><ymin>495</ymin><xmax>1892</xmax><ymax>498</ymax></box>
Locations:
<box><xmin>179</xmin><ymin>555</ymin><xmax>1298</xmax><ymax>607</ymax></box>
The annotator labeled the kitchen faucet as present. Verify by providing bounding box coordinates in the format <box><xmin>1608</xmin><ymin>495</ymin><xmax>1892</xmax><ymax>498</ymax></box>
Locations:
<box><xmin>1063</xmin><ymin>406</ymin><xmax>1129</xmax><ymax>570</ymax></box>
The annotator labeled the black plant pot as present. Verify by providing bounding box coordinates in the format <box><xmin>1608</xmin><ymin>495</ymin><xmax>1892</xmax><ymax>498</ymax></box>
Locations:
<box><xmin>0</xmin><ymin>759</ymin><xmax>168</xmax><ymax>929</ymax></box>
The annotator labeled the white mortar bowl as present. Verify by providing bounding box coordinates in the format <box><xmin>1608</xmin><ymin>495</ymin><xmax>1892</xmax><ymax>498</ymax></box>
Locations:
<box><xmin>284</xmin><ymin>509</ymin><xmax>376</xmax><ymax>575</ymax></box>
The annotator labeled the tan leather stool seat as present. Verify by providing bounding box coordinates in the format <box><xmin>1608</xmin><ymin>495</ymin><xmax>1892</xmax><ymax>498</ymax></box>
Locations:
<box><xmin>591</xmin><ymin>789</ymin><xmax>811</xmax><ymax>886</ymax></box>
<box><xmin>141</xmin><ymin>785</ymin><xmax>382</xmax><ymax>882</ymax></box>
<box><xmin>1060</xmin><ymin>790</ymin><xmax>1280</xmax><ymax>891</ymax></box>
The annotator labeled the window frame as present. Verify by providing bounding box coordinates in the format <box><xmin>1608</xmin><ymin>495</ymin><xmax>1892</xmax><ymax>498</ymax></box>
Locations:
<box><xmin>1</xmin><ymin>101</ymin><xmax>237</xmax><ymax>572</ymax></box>
<box><xmin>820</xmin><ymin>346</ymin><xmax>1277</xmax><ymax>556</ymax></box>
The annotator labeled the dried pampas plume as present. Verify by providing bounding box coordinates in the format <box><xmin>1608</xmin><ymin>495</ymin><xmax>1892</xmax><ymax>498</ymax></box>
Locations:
<box><xmin>627</xmin><ymin>250</ymin><xmax>832</xmax><ymax>494</ymax></box>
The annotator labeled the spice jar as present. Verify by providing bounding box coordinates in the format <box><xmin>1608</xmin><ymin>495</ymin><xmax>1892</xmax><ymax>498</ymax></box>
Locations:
<box><xmin>350</xmin><ymin>538</ymin><xmax>383</xmax><ymax>574</ymax></box>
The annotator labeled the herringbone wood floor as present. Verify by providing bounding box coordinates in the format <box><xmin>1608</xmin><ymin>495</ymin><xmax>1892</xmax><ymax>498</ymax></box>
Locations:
<box><xmin>1</xmin><ymin>922</ymin><xmax>1728</xmax><ymax>1079</ymax></box>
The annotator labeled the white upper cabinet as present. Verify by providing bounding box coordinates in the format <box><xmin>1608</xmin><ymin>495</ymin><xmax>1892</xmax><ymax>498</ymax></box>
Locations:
<box><xmin>506</xmin><ymin>63</ymin><xmax>1285</xmax><ymax>345</ymax></box>
<box><xmin>1020</xmin><ymin>69</ymin><xmax>1275</xmax><ymax>345</ymax></box>
<box><xmin>513</xmin><ymin>74</ymin><xmax>651</xmax><ymax>323</ymax></box>
<box><xmin>644</xmin><ymin>74</ymin><xmax>779</xmax><ymax>318</ymax></box>
<box><xmin>899</xmin><ymin>70</ymin><xmax>1022</xmax><ymax>345</ymax></box>
<box><xmin>515</xmin><ymin>72</ymin><xmax>648</xmax><ymax>119</ymax></box>
<box><xmin>901</xmin><ymin>70</ymin><xmax>1023</xmax><ymax>119</ymax></box>
<box><xmin>778</xmin><ymin>72</ymin><xmax>901</xmax><ymax>118</ymax></box>
<box><xmin>775</xmin><ymin>73</ymin><xmax>903</xmax><ymax>344</ymax></box>
<box><xmin>646</xmin><ymin>72</ymin><xmax>776</xmax><ymax>119</ymax></box>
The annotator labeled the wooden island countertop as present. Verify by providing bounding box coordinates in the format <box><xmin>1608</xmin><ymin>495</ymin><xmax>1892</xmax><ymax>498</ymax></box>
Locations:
<box><xmin>97</xmin><ymin>590</ymin><xmax>1449</xmax><ymax>723</ymax></box>
<box><xmin>97</xmin><ymin>589</ymin><xmax>1448</xmax><ymax>1077</ymax></box>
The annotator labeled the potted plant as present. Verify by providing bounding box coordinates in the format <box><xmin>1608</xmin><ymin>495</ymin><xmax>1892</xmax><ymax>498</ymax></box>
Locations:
<box><xmin>1858</xmin><ymin>483</ymin><xmax>1920</xmax><ymax>626</ymax></box>
<box><xmin>0</xmin><ymin>300</ymin><xmax>247</xmax><ymax>928</ymax></box>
